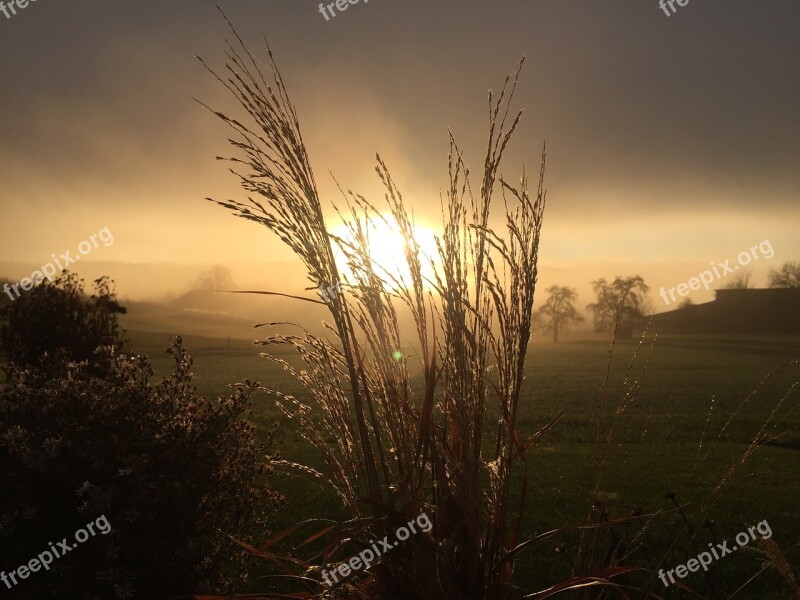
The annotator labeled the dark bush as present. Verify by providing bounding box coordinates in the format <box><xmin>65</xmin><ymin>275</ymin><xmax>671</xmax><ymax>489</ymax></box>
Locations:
<box><xmin>0</xmin><ymin>271</ymin><xmax>125</xmax><ymax>369</ymax></box>
<box><xmin>0</xmin><ymin>339</ymin><xmax>283</xmax><ymax>599</ymax></box>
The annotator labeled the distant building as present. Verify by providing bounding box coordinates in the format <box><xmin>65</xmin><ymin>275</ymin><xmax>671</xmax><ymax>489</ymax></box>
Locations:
<box><xmin>651</xmin><ymin>288</ymin><xmax>800</xmax><ymax>335</ymax></box>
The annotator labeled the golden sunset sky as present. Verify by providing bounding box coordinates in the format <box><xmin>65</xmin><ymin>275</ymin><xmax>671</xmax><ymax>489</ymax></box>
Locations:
<box><xmin>1</xmin><ymin>1</ymin><xmax>798</xmax><ymax>312</ymax></box>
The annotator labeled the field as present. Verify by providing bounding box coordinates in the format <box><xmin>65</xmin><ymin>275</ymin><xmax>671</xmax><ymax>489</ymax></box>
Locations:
<box><xmin>128</xmin><ymin>325</ymin><xmax>800</xmax><ymax>597</ymax></box>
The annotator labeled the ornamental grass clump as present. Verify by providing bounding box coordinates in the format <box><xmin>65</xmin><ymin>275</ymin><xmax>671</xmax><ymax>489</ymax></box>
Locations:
<box><xmin>198</xmin><ymin>15</ymin><xmax>556</xmax><ymax>599</ymax></box>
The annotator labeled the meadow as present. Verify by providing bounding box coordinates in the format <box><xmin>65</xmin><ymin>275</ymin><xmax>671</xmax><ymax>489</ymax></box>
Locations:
<box><xmin>127</xmin><ymin>324</ymin><xmax>800</xmax><ymax>598</ymax></box>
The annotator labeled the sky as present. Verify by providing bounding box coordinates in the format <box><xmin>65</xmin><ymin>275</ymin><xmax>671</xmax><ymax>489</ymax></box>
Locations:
<box><xmin>1</xmin><ymin>0</ymin><xmax>798</xmax><ymax>312</ymax></box>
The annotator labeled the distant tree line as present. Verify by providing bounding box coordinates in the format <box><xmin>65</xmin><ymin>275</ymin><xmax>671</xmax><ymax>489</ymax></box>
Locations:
<box><xmin>534</xmin><ymin>275</ymin><xmax>649</xmax><ymax>341</ymax></box>
<box><xmin>534</xmin><ymin>260</ymin><xmax>799</xmax><ymax>341</ymax></box>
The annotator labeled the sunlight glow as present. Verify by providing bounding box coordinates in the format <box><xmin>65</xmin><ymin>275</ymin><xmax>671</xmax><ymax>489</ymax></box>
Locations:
<box><xmin>331</xmin><ymin>214</ymin><xmax>439</xmax><ymax>291</ymax></box>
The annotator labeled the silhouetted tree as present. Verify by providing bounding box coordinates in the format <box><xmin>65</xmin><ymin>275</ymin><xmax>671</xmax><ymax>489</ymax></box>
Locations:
<box><xmin>534</xmin><ymin>285</ymin><xmax>584</xmax><ymax>342</ymax></box>
<box><xmin>768</xmin><ymin>261</ymin><xmax>800</xmax><ymax>288</ymax></box>
<box><xmin>195</xmin><ymin>265</ymin><xmax>236</xmax><ymax>290</ymax></box>
<box><xmin>586</xmin><ymin>276</ymin><xmax>649</xmax><ymax>334</ymax></box>
<box><xmin>720</xmin><ymin>269</ymin><xmax>752</xmax><ymax>289</ymax></box>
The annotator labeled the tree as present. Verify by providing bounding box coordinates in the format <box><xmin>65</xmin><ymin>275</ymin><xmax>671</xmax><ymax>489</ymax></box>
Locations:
<box><xmin>720</xmin><ymin>269</ymin><xmax>752</xmax><ymax>289</ymax></box>
<box><xmin>768</xmin><ymin>261</ymin><xmax>800</xmax><ymax>288</ymax></box>
<box><xmin>534</xmin><ymin>285</ymin><xmax>584</xmax><ymax>342</ymax></box>
<box><xmin>586</xmin><ymin>276</ymin><xmax>649</xmax><ymax>333</ymax></box>
<box><xmin>195</xmin><ymin>265</ymin><xmax>236</xmax><ymax>290</ymax></box>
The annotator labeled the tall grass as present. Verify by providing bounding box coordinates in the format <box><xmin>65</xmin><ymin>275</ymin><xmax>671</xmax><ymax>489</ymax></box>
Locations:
<box><xmin>197</xmin><ymin>13</ymin><xmax>555</xmax><ymax>599</ymax></box>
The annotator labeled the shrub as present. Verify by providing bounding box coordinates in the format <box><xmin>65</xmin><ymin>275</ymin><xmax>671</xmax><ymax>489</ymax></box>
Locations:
<box><xmin>0</xmin><ymin>338</ymin><xmax>282</xmax><ymax>599</ymax></box>
<box><xmin>0</xmin><ymin>271</ymin><xmax>125</xmax><ymax>370</ymax></box>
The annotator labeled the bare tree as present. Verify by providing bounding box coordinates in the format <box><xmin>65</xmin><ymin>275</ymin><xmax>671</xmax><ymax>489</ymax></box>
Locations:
<box><xmin>720</xmin><ymin>269</ymin><xmax>752</xmax><ymax>290</ymax></box>
<box><xmin>534</xmin><ymin>285</ymin><xmax>584</xmax><ymax>342</ymax></box>
<box><xmin>194</xmin><ymin>265</ymin><xmax>236</xmax><ymax>290</ymax></box>
<box><xmin>586</xmin><ymin>276</ymin><xmax>649</xmax><ymax>333</ymax></box>
<box><xmin>768</xmin><ymin>261</ymin><xmax>800</xmax><ymax>288</ymax></box>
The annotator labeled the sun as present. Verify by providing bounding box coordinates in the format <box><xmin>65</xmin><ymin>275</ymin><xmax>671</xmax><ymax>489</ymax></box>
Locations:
<box><xmin>331</xmin><ymin>214</ymin><xmax>439</xmax><ymax>291</ymax></box>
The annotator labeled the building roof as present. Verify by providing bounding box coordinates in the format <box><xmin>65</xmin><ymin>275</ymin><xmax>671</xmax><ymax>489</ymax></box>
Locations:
<box><xmin>651</xmin><ymin>288</ymin><xmax>800</xmax><ymax>335</ymax></box>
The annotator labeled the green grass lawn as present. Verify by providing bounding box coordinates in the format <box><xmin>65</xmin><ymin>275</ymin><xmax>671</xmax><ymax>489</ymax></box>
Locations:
<box><xmin>128</xmin><ymin>328</ymin><xmax>800</xmax><ymax>597</ymax></box>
